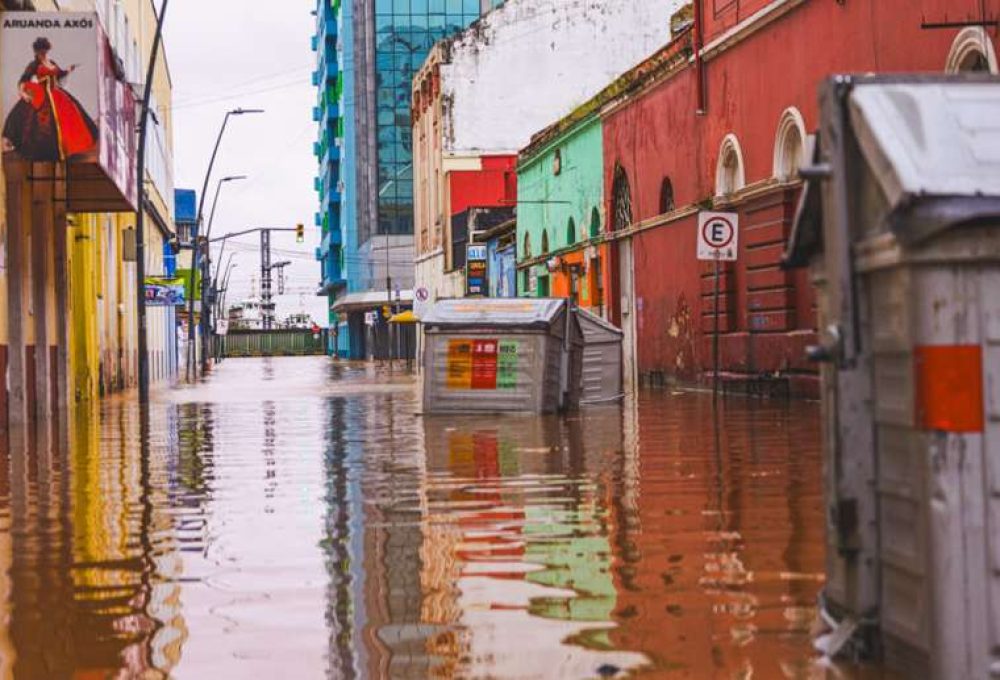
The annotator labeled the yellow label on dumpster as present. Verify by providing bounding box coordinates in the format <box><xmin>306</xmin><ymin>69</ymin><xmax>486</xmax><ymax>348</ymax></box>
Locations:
<box><xmin>447</xmin><ymin>339</ymin><xmax>473</xmax><ymax>389</ymax></box>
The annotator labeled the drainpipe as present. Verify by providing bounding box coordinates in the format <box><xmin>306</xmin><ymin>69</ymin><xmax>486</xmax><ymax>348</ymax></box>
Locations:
<box><xmin>693</xmin><ymin>0</ymin><xmax>706</xmax><ymax>115</ymax></box>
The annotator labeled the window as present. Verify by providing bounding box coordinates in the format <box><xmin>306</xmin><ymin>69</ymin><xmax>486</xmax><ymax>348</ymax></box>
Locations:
<box><xmin>590</xmin><ymin>207</ymin><xmax>601</xmax><ymax>238</ymax></box>
<box><xmin>566</xmin><ymin>217</ymin><xmax>576</xmax><ymax>246</ymax></box>
<box><xmin>541</xmin><ymin>230</ymin><xmax>550</xmax><ymax>255</ymax></box>
<box><xmin>659</xmin><ymin>177</ymin><xmax>675</xmax><ymax>214</ymax></box>
<box><xmin>773</xmin><ymin>108</ymin><xmax>807</xmax><ymax>182</ymax></box>
<box><xmin>611</xmin><ymin>164</ymin><xmax>633</xmax><ymax>231</ymax></box>
<box><xmin>715</xmin><ymin>134</ymin><xmax>746</xmax><ymax>197</ymax></box>
<box><xmin>946</xmin><ymin>27</ymin><xmax>998</xmax><ymax>74</ymax></box>
<box><xmin>523</xmin><ymin>232</ymin><xmax>532</xmax><ymax>259</ymax></box>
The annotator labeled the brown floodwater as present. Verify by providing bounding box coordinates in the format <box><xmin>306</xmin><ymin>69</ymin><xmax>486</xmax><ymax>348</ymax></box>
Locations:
<box><xmin>0</xmin><ymin>356</ymin><xmax>887</xmax><ymax>678</ymax></box>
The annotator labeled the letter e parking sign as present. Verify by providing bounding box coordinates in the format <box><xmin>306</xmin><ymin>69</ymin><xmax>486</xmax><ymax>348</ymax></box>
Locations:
<box><xmin>697</xmin><ymin>212</ymin><xmax>739</xmax><ymax>261</ymax></box>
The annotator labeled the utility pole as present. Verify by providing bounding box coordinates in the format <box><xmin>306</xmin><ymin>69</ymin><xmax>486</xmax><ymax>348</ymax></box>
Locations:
<box><xmin>135</xmin><ymin>0</ymin><xmax>169</xmax><ymax>404</ymax></box>
<box><xmin>261</xmin><ymin>229</ymin><xmax>273</xmax><ymax>330</ymax></box>
<box><xmin>386</xmin><ymin>230</ymin><xmax>393</xmax><ymax>369</ymax></box>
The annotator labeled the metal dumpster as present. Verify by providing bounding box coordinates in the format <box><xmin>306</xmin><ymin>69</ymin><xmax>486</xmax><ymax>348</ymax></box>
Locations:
<box><xmin>785</xmin><ymin>75</ymin><xmax>1000</xmax><ymax>679</ymax></box>
<box><xmin>421</xmin><ymin>298</ymin><xmax>582</xmax><ymax>414</ymax></box>
<box><xmin>576</xmin><ymin>308</ymin><xmax>624</xmax><ymax>404</ymax></box>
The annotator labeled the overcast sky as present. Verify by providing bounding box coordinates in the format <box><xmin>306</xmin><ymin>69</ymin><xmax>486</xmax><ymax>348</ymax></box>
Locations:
<box><xmin>166</xmin><ymin>1</ymin><xmax>326</xmax><ymax>324</ymax></box>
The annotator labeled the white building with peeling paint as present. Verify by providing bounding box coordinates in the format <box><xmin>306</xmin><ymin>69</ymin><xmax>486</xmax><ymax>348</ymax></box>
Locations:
<box><xmin>412</xmin><ymin>0</ymin><xmax>685</xmax><ymax>319</ymax></box>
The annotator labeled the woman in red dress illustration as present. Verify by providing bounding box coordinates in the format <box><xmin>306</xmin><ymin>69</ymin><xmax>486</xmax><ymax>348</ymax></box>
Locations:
<box><xmin>2</xmin><ymin>37</ymin><xmax>99</xmax><ymax>161</ymax></box>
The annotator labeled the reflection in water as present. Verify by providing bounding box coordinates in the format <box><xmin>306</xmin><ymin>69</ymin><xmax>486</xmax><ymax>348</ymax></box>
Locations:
<box><xmin>0</xmin><ymin>358</ymin><xmax>846</xmax><ymax>678</ymax></box>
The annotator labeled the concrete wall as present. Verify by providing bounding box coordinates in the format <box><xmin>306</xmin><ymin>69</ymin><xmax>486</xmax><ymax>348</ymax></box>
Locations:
<box><xmin>440</xmin><ymin>0</ymin><xmax>684</xmax><ymax>156</ymax></box>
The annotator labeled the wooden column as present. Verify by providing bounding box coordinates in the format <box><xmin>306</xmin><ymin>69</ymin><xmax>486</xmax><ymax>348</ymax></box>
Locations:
<box><xmin>31</xmin><ymin>163</ymin><xmax>52</xmax><ymax>423</ymax></box>
<box><xmin>4</xmin><ymin>159</ymin><xmax>30</xmax><ymax>427</ymax></box>
<box><xmin>53</xmin><ymin>164</ymin><xmax>69</xmax><ymax>414</ymax></box>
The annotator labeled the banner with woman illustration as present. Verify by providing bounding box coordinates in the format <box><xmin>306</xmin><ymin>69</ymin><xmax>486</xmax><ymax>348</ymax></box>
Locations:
<box><xmin>0</xmin><ymin>12</ymin><xmax>136</xmax><ymax>210</ymax></box>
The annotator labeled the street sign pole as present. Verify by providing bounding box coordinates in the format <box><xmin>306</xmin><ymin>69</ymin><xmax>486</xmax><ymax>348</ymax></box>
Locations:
<box><xmin>713</xmin><ymin>255</ymin><xmax>721</xmax><ymax>403</ymax></box>
<box><xmin>697</xmin><ymin>211</ymin><xmax>739</xmax><ymax>404</ymax></box>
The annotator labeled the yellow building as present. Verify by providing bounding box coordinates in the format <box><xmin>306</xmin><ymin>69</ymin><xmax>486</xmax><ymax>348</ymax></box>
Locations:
<box><xmin>69</xmin><ymin>0</ymin><xmax>178</xmax><ymax>402</ymax></box>
<box><xmin>0</xmin><ymin>0</ymin><xmax>179</xmax><ymax>416</ymax></box>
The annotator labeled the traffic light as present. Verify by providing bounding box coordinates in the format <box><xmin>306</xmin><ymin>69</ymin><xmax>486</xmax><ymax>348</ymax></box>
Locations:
<box><xmin>295</xmin><ymin>223</ymin><xmax>304</xmax><ymax>243</ymax></box>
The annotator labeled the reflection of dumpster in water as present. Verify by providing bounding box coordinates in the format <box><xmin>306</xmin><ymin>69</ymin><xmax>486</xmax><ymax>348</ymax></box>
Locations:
<box><xmin>422</xmin><ymin>299</ymin><xmax>583</xmax><ymax>414</ymax></box>
<box><xmin>785</xmin><ymin>76</ymin><xmax>1000</xmax><ymax>678</ymax></box>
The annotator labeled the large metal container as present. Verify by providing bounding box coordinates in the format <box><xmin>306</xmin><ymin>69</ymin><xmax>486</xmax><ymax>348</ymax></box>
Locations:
<box><xmin>421</xmin><ymin>298</ymin><xmax>582</xmax><ymax>414</ymax></box>
<box><xmin>786</xmin><ymin>75</ymin><xmax>1000</xmax><ymax>678</ymax></box>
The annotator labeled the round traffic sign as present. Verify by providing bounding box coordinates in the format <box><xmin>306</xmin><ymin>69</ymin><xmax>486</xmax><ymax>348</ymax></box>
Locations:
<box><xmin>415</xmin><ymin>287</ymin><xmax>429</xmax><ymax>302</ymax></box>
<box><xmin>702</xmin><ymin>216</ymin><xmax>735</xmax><ymax>250</ymax></box>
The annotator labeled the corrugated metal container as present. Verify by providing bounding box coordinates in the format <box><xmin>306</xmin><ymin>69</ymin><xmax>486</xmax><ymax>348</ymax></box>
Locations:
<box><xmin>421</xmin><ymin>298</ymin><xmax>581</xmax><ymax>414</ymax></box>
<box><xmin>576</xmin><ymin>308</ymin><xmax>623</xmax><ymax>404</ymax></box>
<box><xmin>785</xmin><ymin>76</ymin><xmax>1000</xmax><ymax>679</ymax></box>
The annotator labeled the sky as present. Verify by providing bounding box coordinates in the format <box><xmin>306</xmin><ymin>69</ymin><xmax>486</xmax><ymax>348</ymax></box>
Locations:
<box><xmin>165</xmin><ymin>0</ymin><xmax>326</xmax><ymax>325</ymax></box>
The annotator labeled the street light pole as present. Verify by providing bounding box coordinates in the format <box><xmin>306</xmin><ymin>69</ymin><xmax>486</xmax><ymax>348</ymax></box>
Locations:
<box><xmin>184</xmin><ymin>108</ymin><xmax>262</xmax><ymax>381</ymax></box>
<box><xmin>135</xmin><ymin>0</ymin><xmax>169</xmax><ymax>404</ymax></box>
<box><xmin>200</xmin><ymin>175</ymin><xmax>246</xmax><ymax>373</ymax></box>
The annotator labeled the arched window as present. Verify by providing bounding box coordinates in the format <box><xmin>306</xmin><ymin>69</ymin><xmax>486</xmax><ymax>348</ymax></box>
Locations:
<box><xmin>523</xmin><ymin>232</ymin><xmax>532</xmax><ymax>259</ymax></box>
<box><xmin>659</xmin><ymin>177</ymin><xmax>675</xmax><ymax>214</ymax></box>
<box><xmin>773</xmin><ymin>107</ymin><xmax>807</xmax><ymax>181</ymax></box>
<box><xmin>541</xmin><ymin>230</ymin><xmax>550</xmax><ymax>255</ymax></box>
<box><xmin>947</xmin><ymin>27</ymin><xmax>998</xmax><ymax>74</ymax></box>
<box><xmin>715</xmin><ymin>134</ymin><xmax>746</xmax><ymax>198</ymax></box>
<box><xmin>611</xmin><ymin>164</ymin><xmax>633</xmax><ymax>231</ymax></box>
<box><xmin>590</xmin><ymin>207</ymin><xmax>601</xmax><ymax>238</ymax></box>
<box><xmin>566</xmin><ymin>217</ymin><xmax>576</xmax><ymax>246</ymax></box>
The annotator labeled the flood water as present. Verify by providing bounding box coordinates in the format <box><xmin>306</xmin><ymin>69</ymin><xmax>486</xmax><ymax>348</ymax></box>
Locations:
<box><xmin>0</xmin><ymin>356</ymin><xmax>871</xmax><ymax>678</ymax></box>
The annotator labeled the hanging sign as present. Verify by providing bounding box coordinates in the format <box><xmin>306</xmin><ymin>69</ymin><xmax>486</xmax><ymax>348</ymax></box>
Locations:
<box><xmin>0</xmin><ymin>12</ymin><xmax>137</xmax><ymax>210</ymax></box>
<box><xmin>697</xmin><ymin>212</ymin><xmax>739</xmax><ymax>261</ymax></box>
<box><xmin>144</xmin><ymin>276</ymin><xmax>186</xmax><ymax>306</ymax></box>
<box><xmin>466</xmin><ymin>244</ymin><xmax>488</xmax><ymax>297</ymax></box>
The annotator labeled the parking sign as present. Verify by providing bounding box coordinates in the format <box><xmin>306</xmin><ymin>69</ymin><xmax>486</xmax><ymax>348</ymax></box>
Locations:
<box><xmin>697</xmin><ymin>212</ymin><xmax>739</xmax><ymax>261</ymax></box>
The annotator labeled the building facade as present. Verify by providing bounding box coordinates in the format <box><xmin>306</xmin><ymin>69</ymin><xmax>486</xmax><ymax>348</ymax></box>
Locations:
<box><xmin>517</xmin><ymin>114</ymin><xmax>607</xmax><ymax>314</ymax></box>
<box><xmin>314</xmin><ymin>0</ymin><xmax>503</xmax><ymax>359</ymax></box>
<box><xmin>590</xmin><ymin>0</ymin><xmax>998</xmax><ymax>396</ymax></box>
<box><xmin>0</xmin><ymin>0</ymin><xmax>178</xmax><ymax>425</ymax></box>
<box><xmin>411</xmin><ymin>0</ymin><xmax>685</xmax><ymax>324</ymax></box>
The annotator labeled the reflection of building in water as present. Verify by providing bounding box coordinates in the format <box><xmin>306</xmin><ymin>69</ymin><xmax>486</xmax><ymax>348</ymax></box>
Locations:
<box><xmin>0</xmin><ymin>405</ymin><xmax>185</xmax><ymax>678</ymax></box>
<box><xmin>0</xmin><ymin>437</ymin><xmax>13</xmax><ymax>679</ymax></box>
<box><xmin>356</xmin><ymin>393</ymin><xmax>436</xmax><ymax>679</ymax></box>
<box><xmin>321</xmin><ymin>396</ymin><xmax>366</xmax><ymax>679</ymax></box>
<box><xmin>606</xmin><ymin>395</ymin><xmax>826</xmax><ymax>677</ymax></box>
<box><xmin>420</xmin><ymin>412</ymin><xmax>648</xmax><ymax>678</ymax></box>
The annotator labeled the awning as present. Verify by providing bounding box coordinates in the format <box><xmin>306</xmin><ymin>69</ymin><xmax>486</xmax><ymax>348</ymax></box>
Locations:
<box><xmin>389</xmin><ymin>310</ymin><xmax>418</xmax><ymax>324</ymax></box>
<box><xmin>331</xmin><ymin>290</ymin><xmax>414</xmax><ymax>313</ymax></box>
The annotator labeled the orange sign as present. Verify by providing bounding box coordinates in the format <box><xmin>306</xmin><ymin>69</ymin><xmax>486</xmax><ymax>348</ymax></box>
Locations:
<box><xmin>447</xmin><ymin>339</ymin><xmax>473</xmax><ymax>389</ymax></box>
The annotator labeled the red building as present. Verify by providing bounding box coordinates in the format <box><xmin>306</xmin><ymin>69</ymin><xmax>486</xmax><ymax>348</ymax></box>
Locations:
<box><xmin>600</xmin><ymin>0</ymin><xmax>998</xmax><ymax>396</ymax></box>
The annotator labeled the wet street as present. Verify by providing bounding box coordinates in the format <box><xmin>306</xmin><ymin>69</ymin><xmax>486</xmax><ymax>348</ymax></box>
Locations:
<box><xmin>0</xmin><ymin>356</ymin><xmax>842</xmax><ymax>678</ymax></box>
